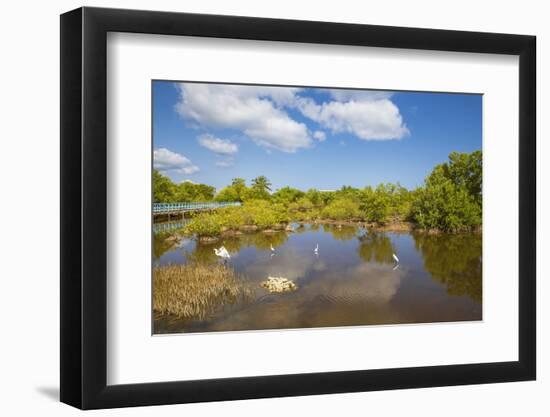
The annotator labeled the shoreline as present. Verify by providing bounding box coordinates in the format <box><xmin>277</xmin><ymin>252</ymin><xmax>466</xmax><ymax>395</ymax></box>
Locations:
<box><xmin>157</xmin><ymin>219</ymin><xmax>481</xmax><ymax>244</ymax></box>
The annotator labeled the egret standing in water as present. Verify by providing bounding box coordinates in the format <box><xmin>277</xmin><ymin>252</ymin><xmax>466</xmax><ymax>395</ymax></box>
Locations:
<box><xmin>314</xmin><ymin>244</ymin><xmax>319</xmax><ymax>255</ymax></box>
<box><xmin>214</xmin><ymin>246</ymin><xmax>231</xmax><ymax>262</ymax></box>
<box><xmin>392</xmin><ymin>253</ymin><xmax>400</xmax><ymax>270</ymax></box>
<box><xmin>270</xmin><ymin>244</ymin><xmax>275</xmax><ymax>257</ymax></box>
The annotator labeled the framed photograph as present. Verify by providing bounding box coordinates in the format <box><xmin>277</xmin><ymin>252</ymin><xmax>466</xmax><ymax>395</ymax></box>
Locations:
<box><xmin>60</xmin><ymin>6</ymin><xmax>536</xmax><ymax>409</ymax></box>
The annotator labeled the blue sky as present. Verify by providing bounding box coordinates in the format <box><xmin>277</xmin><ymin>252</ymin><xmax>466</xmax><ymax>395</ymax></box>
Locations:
<box><xmin>153</xmin><ymin>81</ymin><xmax>481</xmax><ymax>191</ymax></box>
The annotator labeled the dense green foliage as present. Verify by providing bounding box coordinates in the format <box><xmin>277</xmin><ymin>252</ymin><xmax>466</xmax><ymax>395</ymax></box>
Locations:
<box><xmin>214</xmin><ymin>176</ymin><xmax>274</xmax><ymax>202</ymax></box>
<box><xmin>153</xmin><ymin>170</ymin><xmax>215</xmax><ymax>203</ymax></box>
<box><xmin>359</xmin><ymin>183</ymin><xmax>412</xmax><ymax>223</ymax></box>
<box><xmin>154</xmin><ymin>150</ymin><xmax>482</xmax><ymax>236</ymax></box>
<box><xmin>272</xmin><ymin>186</ymin><xmax>305</xmax><ymax>205</ymax></box>
<box><xmin>184</xmin><ymin>212</ymin><xmax>224</xmax><ymax>237</ymax></box>
<box><xmin>184</xmin><ymin>200</ymin><xmax>289</xmax><ymax>237</ymax></box>
<box><xmin>410</xmin><ymin>151</ymin><xmax>482</xmax><ymax>231</ymax></box>
<box><xmin>321</xmin><ymin>198</ymin><xmax>361</xmax><ymax>220</ymax></box>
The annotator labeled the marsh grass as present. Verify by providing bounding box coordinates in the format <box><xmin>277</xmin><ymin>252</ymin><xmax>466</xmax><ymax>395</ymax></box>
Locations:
<box><xmin>153</xmin><ymin>263</ymin><xmax>251</xmax><ymax>319</ymax></box>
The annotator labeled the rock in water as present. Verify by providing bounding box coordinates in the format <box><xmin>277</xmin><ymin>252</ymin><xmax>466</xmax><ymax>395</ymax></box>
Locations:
<box><xmin>261</xmin><ymin>276</ymin><xmax>297</xmax><ymax>293</ymax></box>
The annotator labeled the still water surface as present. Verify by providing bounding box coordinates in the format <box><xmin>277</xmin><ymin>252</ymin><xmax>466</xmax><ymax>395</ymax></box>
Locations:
<box><xmin>154</xmin><ymin>223</ymin><xmax>481</xmax><ymax>334</ymax></box>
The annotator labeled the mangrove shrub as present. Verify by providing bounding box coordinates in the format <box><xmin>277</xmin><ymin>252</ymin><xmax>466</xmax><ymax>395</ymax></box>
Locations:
<box><xmin>411</xmin><ymin>151</ymin><xmax>482</xmax><ymax>231</ymax></box>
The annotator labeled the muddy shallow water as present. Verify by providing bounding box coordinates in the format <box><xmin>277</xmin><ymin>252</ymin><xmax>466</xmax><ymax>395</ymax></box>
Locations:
<box><xmin>153</xmin><ymin>223</ymin><xmax>481</xmax><ymax>334</ymax></box>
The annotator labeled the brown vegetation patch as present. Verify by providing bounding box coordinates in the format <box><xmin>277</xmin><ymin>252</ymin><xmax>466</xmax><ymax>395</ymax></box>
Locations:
<box><xmin>376</xmin><ymin>221</ymin><xmax>415</xmax><ymax>232</ymax></box>
<box><xmin>240</xmin><ymin>225</ymin><xmax>259</xmax><ymax>233</ymax></box>
<box><xmin>153</xmin><ymin>263</ymin><xmax>251</xmax><ymax>319</ymax></box>
<box><xmin>221</xmin><ymin>230</ymin><xmax>243</xmax><ymax>237</ymax></box>
<box><xmin>199</xmin><ymin>236</ymin><xmax>219</xmax><ymax>244</ymax></box>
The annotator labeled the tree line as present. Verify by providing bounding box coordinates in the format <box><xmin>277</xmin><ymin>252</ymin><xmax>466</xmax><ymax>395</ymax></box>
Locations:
<box><xmin>153</xmin><ymin>150</ymin><xmax>482</xmax><ymax>232</ymax></box>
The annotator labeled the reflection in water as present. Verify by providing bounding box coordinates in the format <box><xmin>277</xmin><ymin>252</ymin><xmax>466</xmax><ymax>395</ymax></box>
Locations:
<box><xmin>301</xmin><ymin>262</ymin><xmax>403</xmax><ymax>313</ymax></box>
<box><xmin>323</xmin><ymin>224</ymin><xmax>359</xmax><ymax>241</ymax></box>
<box><xmin>185</xmin><ymin>232</ymin><xmax>290</xmax><ymax>266</ymax></box>
<box><xmin>153</xmin><ymin>224</ymin><xmax>482</xmax><ymax>334</ymax></box>
<box><xmin>153</xmin><ymin>218</ymin><xmax>189</xmax><ymax>234</ymax></box>
<box><xmin>413</xmin><ymin>233</ymin><xmax>482</xmax><ymax>302</ymax></box>
<box><xmin>239</xmin><ymin>231</ymin><xmax>289</xmax><ymax>251</ymax></box>
<box><xmin>153</xmin><ymin>235</ymin><xmax>177</xmax><ymax>260</ymax></box>
<box><xmin>309</xmin><ymin>223</ymin><xmax>321</xmax><ymax>232</ymax></box>
<box><xmin>244</xmin><ymin>246</ymin><xmax>315</xmax><ymax>284</ymax></box>
<box><xmin>357</xmin><ymin>230</ymin><xmax>395</xmax><ymax>264</ymax></box>
<box><xmin>184</xmin><ymin>241</ymin><xmax>220</xmax><ymax>265</ymax></box>
<box><xmin>294</xmin><ymin>223</ymin><xmax>310</xmax><ymax>234</ymax></box>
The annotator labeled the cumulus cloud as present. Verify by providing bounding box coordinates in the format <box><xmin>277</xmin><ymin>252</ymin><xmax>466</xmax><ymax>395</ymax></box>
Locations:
<box><xmin>313</xmin><ymin>130</ymin><xmax>327</xmax><ymax>141</ymax></box>
<box><xmin>175</xmin><ymin>83</ymin><xmax>312</xmax><ymax>152</ymax></box>
<box><xmin>153</xmin><ymin>147</ymin><xmax>199</xmax><ymax>174</ymax></box>
<box><xmin>296</xmin><ymin>96</ymin><xmax>409</xmax><ymax>140</ymax></box>
<box><xmin>198</xmin><ymin>134</ymin><xmax>238</xmax><ymax>155</ymax></box>
<box><xmin>175</xmin><ymin>83</ymin><xmax>409</xmax><ymax>150</ymax></box>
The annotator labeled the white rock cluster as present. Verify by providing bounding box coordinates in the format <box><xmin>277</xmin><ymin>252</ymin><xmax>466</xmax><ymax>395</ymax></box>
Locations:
<box><xmin>261</xmin><ymin>276</ymin><xmax>297</xmax><ymax>293</ymax></box>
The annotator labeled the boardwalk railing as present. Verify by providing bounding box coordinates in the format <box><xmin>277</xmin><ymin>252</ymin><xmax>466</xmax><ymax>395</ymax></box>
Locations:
<box><xmin>152</xmin><ymin>201</ymin><xmax>241</xmax><ymax>214</ymax></box>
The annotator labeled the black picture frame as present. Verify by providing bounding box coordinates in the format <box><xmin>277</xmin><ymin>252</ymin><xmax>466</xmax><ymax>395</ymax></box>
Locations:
<box><xmin>60</xmin><ymin>6</ymin><xmax>536</xmax><ymax>410</ymax></box>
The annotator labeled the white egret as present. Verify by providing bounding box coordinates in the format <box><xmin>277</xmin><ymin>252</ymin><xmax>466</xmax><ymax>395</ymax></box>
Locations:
<box><xmin>392</xmin><ymin>253</ymin><xmax>399</xmax><ymax>263</ymax></box>
<box><xmin>314</xmin><ymin>244</ymin><xmax>319</xmax><ymax>255</ymax></box>
<box><xmin>270</xmin><ymin>244</ymin><xmax>275</xmax><ymax>252</ymax></box>
<box><xmin>214</xmin><ymin>246</ymin><xmax>231</xmax><ymax>260</ymax></box>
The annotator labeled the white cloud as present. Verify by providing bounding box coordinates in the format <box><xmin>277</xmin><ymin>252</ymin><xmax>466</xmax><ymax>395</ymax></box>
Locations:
<box><xmin>198</xmin><ymin>134</ymin><xmax>238</xmax><ymax>155</ymax></box>
<box><xmin>175</xmin><ymin>83</ymin><xmax>409</xmax><ymax>148</ymax></box>
<box><xmin>313</xmin><ymin>130</ymin><xmax>326</xmax><ymax>141</ymax></box>
<box><xmin>175</xmin><ymin>83</ymin><xmax>312</xmax><ymax>152</ymax></box>
<box><xmin>215</xmin><ymin>159</ymin><xmax>235</xmax><ymax>168</ymax></box>
<box><xmin>153</xmin><ymin>148</ymin><xmax>199</xmax><ymax>174</ymax></box>
<box><xmin>297</xmin><ymin>96</ymin><xmax>409</xmax><ymax>140</ymax></box>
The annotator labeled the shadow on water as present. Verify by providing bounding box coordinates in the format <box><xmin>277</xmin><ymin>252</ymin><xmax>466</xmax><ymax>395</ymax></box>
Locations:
<box><xmin>153</xmin><ymin>223</ymin><xmax>482</xmax><ymax>334</ymax></box>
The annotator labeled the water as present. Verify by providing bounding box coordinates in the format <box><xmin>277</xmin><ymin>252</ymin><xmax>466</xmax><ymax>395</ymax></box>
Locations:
<box><xmin>153</xmin><ymin>223</ymin><xmax>481</xmax><ymax>334</ymax></box>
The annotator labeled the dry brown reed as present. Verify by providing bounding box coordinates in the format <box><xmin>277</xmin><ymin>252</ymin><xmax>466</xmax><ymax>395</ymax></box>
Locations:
<box><xmin>153</xmin><ymin>263</ymin><xmax>250</xmax><ymax>319</ymax></box>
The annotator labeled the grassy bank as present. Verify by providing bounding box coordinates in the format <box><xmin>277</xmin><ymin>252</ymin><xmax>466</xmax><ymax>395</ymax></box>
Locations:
<box><xmin>153</xmin><ymin>263</ymin><xmax>251</xmax><ymax>319</ymax></box>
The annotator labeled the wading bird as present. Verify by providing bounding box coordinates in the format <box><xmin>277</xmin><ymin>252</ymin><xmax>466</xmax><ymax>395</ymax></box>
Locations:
<box><xmin>270</xmin><ymin>244</ymin><xmax>275</xmax><ymax>252</ymax></box>
<box><xmin>392</xmin><ymin>253</ymin><xmax>399</xmax><ymax>263</ymax></box>
<box><xmin>314</xmin><ymin>244</ymin><xmax>319</xmax><ymax>255</ymax></box>
<box><xmin>214</xmin><ymin>246</ymin><xmax>231</xmax><ymax>261</ymax></box>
